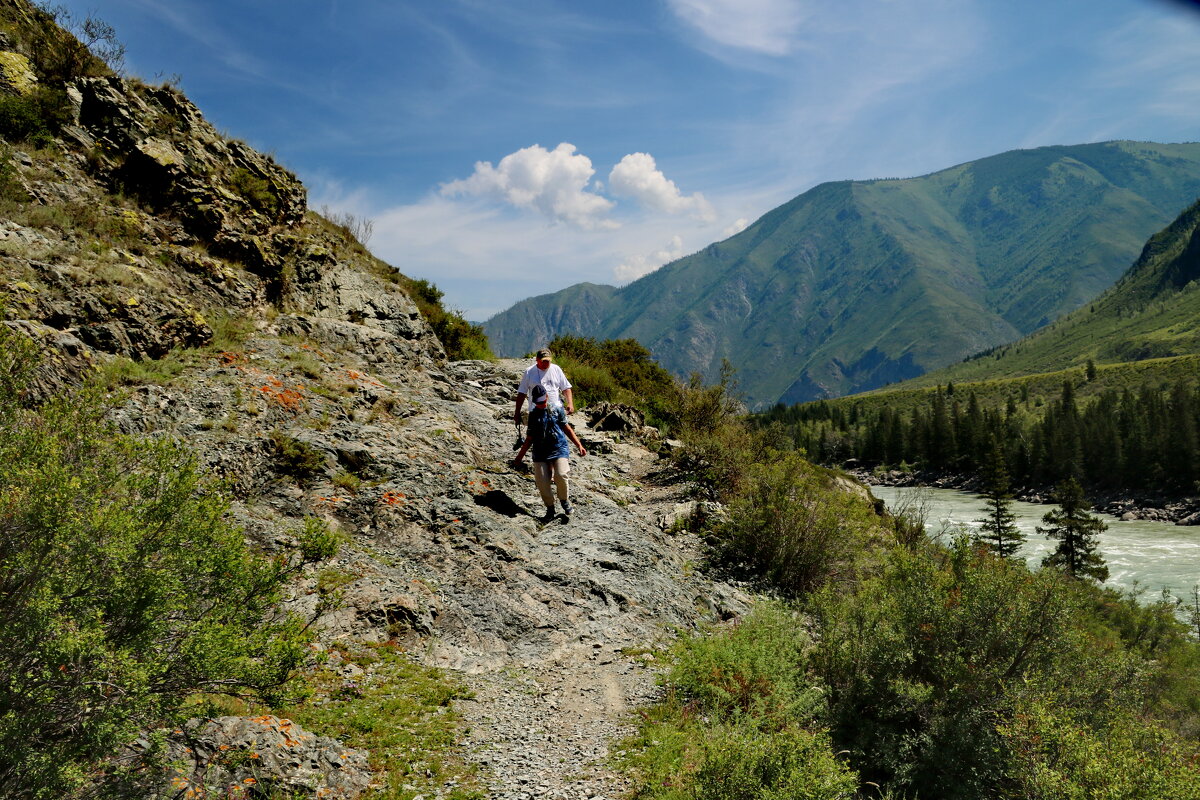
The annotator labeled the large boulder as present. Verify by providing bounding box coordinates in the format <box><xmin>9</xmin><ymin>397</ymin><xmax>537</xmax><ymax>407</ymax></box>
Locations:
<box><xmin>585</xmin><ymin>401</ymin><xmax>645</xmax><ymax>433</ymax></box>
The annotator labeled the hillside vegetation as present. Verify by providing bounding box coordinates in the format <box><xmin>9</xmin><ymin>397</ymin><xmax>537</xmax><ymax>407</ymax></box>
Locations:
<box><xmin>892</xmin><ymin>196</ymin><xmax>1200</xmax><ymax>387</ymax></box>
<box><xmin>486</xmin><ymin>141</ymin><xmax>1200</xmax><ymax>406</ymax></box>
<box><xmin>623</xmin><ymin>374</ymin><xmax>1200</xmax><ymax>800</ymax></box>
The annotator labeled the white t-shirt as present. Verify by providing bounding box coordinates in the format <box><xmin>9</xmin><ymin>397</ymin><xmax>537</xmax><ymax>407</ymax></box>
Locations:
<box><xmin>518</xmin><ymin>362</ymin><xmax>572</xmax><ymax>409</ymax></box>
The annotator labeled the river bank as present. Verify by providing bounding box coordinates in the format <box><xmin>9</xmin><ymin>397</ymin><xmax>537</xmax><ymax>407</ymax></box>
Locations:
<box><xmin>853</xmin><ymin>467</ymin><xmax>1200</xmax><ymax>526</ymax></box>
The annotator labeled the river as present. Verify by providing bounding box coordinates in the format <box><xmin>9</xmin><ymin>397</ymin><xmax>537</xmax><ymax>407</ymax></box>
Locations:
<box><xmin>870</xmin><ymin>485</ymin><xmax>1200</xmax><ymax>600</ymax></box>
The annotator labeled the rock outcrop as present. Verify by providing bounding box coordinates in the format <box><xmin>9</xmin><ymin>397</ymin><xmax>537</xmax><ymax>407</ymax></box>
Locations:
<box><xmin>155</xmin><ymin>716</ymin><xmax>372</xmax><ymax>800</ymax></box>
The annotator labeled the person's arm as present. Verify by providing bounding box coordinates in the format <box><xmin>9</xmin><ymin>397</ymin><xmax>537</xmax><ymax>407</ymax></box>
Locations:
<box><xmin>514</xmin><ymin>392</ymin><xmax>526</xmax><ymax>423</ymax></box>
<box><xmin>561</xmin><ymin>418</ymin><xmax>587</xmax><ymax>457</ymax></box>
<box><xmin>562</xmin><ymin>387</ymin><xmax>575</xmax><ymax>415</ymax></box>
<box><xmin>512</xmin><ymin>434</ymin><xmax>532</xmax><ymax>465</ymax></box>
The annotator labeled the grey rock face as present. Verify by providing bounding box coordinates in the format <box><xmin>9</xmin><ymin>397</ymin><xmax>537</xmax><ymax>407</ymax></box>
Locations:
<box><xmin>72</xmin><ymin>76</ymin><xmax>307</xmax><ymax>276</ymax></box>
<box><xmin>155</xmin><ymin>715</ymin><xmax>372</xmax><ymax>800</ymax></box>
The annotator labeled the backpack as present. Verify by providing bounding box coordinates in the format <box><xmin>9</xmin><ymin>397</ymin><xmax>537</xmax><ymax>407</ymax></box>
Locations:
<box><xmin>530</xmin><ymin>405</ymin><xmax>566</xmax><ymax>458</ymax></box>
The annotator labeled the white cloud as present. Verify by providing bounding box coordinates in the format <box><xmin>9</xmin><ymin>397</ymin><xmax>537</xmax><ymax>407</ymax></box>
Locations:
<box><xmin>614</xmin><ymin>235</ymin><xmax>686</xmax><ymax>283</ymax></box>
<box><xmin>440</xmin><ymin>142</ymin><xmax>616</xmax><ymax>229</ymax></box>
<box><xmin>666</xmin><ymin>0</ymin><xmax>808</xmax><ymax>56</ymax></box>
<box><xmin>609</xmin><ymin>152</ymin><xmax>716</xmax><ymax>222</ymax></box>
<box><xmin>723</xmin><ymin>217</ymin><xmax>749</xmax><ymax>236</ymax></box>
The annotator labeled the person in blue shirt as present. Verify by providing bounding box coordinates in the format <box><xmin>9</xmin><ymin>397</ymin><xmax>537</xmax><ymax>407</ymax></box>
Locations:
<box><xmin>512</xmin><ymin>384</ymin><xmax>587</xmax><ymax>520</ymax></box>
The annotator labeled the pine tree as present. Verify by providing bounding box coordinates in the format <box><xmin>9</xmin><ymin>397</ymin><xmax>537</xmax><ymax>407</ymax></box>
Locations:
<box><xmin>1038</xmin><ymin>477</ymin><xmax>1108</xmax><ymax>582</ymax></box>
<box><xmin>975</xmin><ymin>437</ymin><xmax>1024</xmax><ymax>558</ymax></box>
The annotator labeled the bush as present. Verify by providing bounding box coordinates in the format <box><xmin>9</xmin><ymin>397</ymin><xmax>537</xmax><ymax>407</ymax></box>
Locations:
<box><xmin>551</xmin><ymin>355</ymin><xmax>619</xmax><ymax>407</ymax></box>
<box><xmin>668</xmin><ymin>602</ymin><xmax>822</xmax><ymax>724</ymax></box>
<box><xmin>0</xmin><ymin>87</ymin><xmax>72</xmax><ymax>145</ymax></box>
<box><xmin>1000</xmin><ymin>700</ymin><xmax>1200</xmax><ymax>800</ymax></box>
<box><xmin>23</xmin><ymin>3</ymin><xmax>121</xmax><ymax>81</ymax></box>
<box><xmin>687</xmin><ymin>727</ymin><xmax>859</xmax><ymax>800</ymax></box>
<box><xmin>619</xmin><ymin>605</ymin><xmax>857</xmax><ymax>800</ymax></box>
<box><xmin>269</xmin><ymin>429</ymin><xmax>325</xmax><ymax>480</ymax></box>
<box><xmin>808</xmin><ymin>538</ymin><xmax>1150</xmax><ymax>799</ymax></box>
<box><xmin>229</xmin><ymin>167</ymin><xmax>279</xmax><ymax>215</ymax></box>
<box><xmin>713</xmin><ymin>452</ymin><xmax>878</xmax><ymax>596</ymax></box>
<box><xmin>0</xmin><ymin>327</ymin><xmax>320</xmax><ymax>798</ymax></box>
<box><xmin>546</xmin><ymin>334</ymin><xmax>681</xmax><ymax>430</ymax></box>
<box><xmin>402</xmin><ymin>277</ymin><xmax>494</xmax><ymax>361</ymax></box>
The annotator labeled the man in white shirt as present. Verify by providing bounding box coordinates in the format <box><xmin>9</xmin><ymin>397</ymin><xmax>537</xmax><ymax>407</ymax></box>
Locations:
<box><xmin>514</xmin><ymin>347</ymin><xmax>574</xmax><ymax>423</ymax></box>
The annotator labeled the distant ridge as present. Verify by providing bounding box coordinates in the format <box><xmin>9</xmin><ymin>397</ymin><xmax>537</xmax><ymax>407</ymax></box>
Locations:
<box><xmin>484</xmin><ymin>141</ymin><xmax>1200</xmax><ymax>407</ymax></box>
<box><xmin>882</xmin><ymin>194</ymin><xmax>1200</xmax><ymax>389</ymax></box>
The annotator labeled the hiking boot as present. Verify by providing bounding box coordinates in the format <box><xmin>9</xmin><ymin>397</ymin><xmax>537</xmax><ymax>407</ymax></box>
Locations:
<box><xmin>561</xmin><ymin>501</ymin><xmax>573</xmax><ymax>517</ymax></box>
<box><xmin>540</xmin><ymin>506</ymin><xmax>556</xmax><ymax>522</ymax></box>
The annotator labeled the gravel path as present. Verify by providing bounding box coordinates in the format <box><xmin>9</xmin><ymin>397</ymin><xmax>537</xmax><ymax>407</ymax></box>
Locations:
<box><xmin>459</xmin><ymin>643</ymin><xmax>662</xmax><ymax>800</ymax></box>
<box><xmin>453</xmin><ymin>453</ymin><xmax>707</xmax><ymax>800</ymax></box>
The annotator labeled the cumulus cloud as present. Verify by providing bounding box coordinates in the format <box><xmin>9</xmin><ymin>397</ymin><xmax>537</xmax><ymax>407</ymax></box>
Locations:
<box><xmin>667</xmin><ymin>0</ymin><xmax>808</xmax><ymax>56</ymax></box>
<box><xmin>441</xmin><ymin>142</ymin><xmax>616</xmax><ymax>229</ymax></box>
<box><xmin>608</xmin><ymin>152</ymin><xmax>716</xmax><ymax>222</ymax></box>
<box><xmin>614</xmin><ymin>235</ymin><xmax>686</xmax><ymax>283</ymax></box>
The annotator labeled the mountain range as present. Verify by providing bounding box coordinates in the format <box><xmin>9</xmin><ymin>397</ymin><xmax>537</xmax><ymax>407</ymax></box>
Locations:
<box><xmin>484</xmin><ymin>141</ymin><xmax>1200</xmax><ymax>407</ymax></box>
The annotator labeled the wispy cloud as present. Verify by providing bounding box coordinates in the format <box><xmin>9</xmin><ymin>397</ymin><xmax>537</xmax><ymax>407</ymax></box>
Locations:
<box><xmin>666</xmin><ymin>0</ymin><xmax>809</xmax><ymax>56</ymax></box>
<box><xmin>1094</xmin><ymin>13</ymin><xmax>1200</xmax><ymax>124</ymax></box>
<box><xmin>126</xmin><ymin>0</ymin><xmax>279</xmax><ymax>85</ymax></box>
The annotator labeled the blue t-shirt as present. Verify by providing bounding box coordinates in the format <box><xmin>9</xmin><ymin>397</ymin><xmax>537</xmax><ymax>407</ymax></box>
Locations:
<box><xmin>528</xmin><ymin>406</ymin><xmax>570</xmax><ymax>462</ymax></box>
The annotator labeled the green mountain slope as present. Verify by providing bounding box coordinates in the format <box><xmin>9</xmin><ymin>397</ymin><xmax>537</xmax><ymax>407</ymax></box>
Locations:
<box><xmin>484</xmin><ymin>141</ymin><xmax>1200</xmax><ymax>407</ymax></box>
<box><xmin>891</xmin><ymin>196</ymin><xmax>1200</xmax><ymax>389</ymax></box>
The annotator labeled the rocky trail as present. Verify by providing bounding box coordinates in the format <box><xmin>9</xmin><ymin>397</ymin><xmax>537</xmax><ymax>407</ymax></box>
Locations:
<box><xmin>453</xmin><ymin>407</ymin><xmax>713</xmax><ymax>800</ymax></box>
<box><xmin>111</xmin><ymin>340</ymin><xmax>749</xmax><ymax>798</ymax></box>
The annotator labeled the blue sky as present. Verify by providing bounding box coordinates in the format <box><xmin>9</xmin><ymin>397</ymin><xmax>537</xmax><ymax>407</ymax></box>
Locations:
<box><xmin>53</xmin><ymin>0</ymin><xmax>1200</xmax><ymax>320</ymax></box>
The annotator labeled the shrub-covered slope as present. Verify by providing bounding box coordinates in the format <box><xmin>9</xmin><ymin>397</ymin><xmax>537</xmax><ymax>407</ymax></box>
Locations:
<box><xmin>485</xmin><ymin>141</ymin><xmax>1200</xmax><ymax>407</ymax></box>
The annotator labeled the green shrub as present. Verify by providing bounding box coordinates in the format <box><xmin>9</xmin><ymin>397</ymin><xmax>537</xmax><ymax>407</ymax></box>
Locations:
<box><xmin>619</xmin><ymin>605</ymin><xmax>856</xmax><ymax>800</ymax></box>
<box><xmin>269</xmin><ymin>429</ymin><xmax>325</xmax><ymax>480</ymax></box>
<box><xmin>331</xmin><ymin>470</ymin><xmax>362</xmax><ymax>492</ymax></box>
<box><xmin>552</xmin><ymin>355</ymin><xmax>619</xmax><ymax>407</ymax></box>
<box><xmin>229</xmin><ymin>167</ymin><xmax>279</xmax><ymax>215</ymax></box>
<box><xmin>548</xmin><ymin>333</ymin><xmax>681</xmax><ymax>428</ymax></box>
<box><xmin>999</xmin><ymin>700</ymin><xmax>1200</xmax><ymax>800</ymax></box>
<box><xmin>0</xmin><ymin>87</ymin><xmax>72</xmax><ymax>146</ymax></box>
<box><xmin>669</xmin><ymin>602</ymin><xmax>822</xmax><ymax>724</ymax></box>
<box><xmin>686</xmin><ymin>727</ymin><xmax>859</xmax><ymax>800</ymax></box>
<box><xmin>0</xmin><ymin>328</ymin><xmax>318</xmax><ymax>798</ymax></box>
<box><xmin>712</xmin><ymin>452</ymin><xmax>878</xmax><ymax>596</ymax></box>
<box><xmin>401</xmin><ymin>277</ymin><xmax>494</xmax><ymax>361</ymax></box>
<box><xmin>808</xmin><ymin>538</ymin><xmax>1147</xmax><ymax>799</ymax></box>
<box><xmin>97</xmin><ymin>353</ymin><xmax>188</xmax><ymax>388</ymax></box>
<box><xmin>20</xmin><ymin>4</ymin><xmax>120</xmax><ymax>82</ymax></box>
<box><xmin>207</xmin><ymin>311</ymin><xmax>256</xmax><ymax>351</ymax></box>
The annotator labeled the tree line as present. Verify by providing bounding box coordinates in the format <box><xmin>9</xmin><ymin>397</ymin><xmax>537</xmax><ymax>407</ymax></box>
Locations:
<box><xmin>760</xmin><ymin>379</ymin><xmax>1200</xmax><ymax>496</ymax></box>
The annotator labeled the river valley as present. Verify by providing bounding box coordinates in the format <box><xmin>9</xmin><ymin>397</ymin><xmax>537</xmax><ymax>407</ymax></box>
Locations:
<box><xmin>871</xmin><ymin>485</ymin><xmax>1200</xmax><ymax>600</ymax></box>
